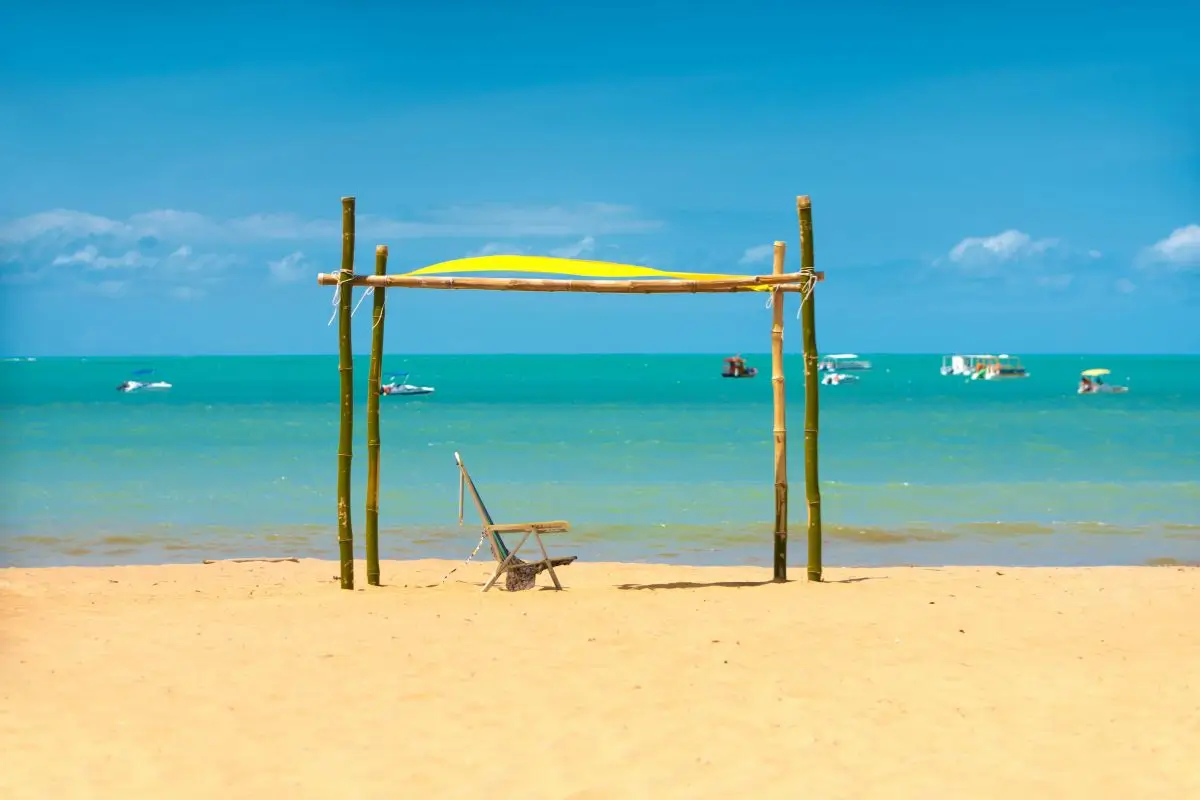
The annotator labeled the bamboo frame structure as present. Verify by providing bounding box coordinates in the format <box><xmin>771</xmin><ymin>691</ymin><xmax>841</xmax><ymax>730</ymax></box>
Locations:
<box><xmin>365</xmin><ymin>245</ymin><xmax>388</xmax><ymax>586</ymax></box>
<box><xmin>335</xmin><ymin>197</ymin><xmax>356</xmax><ymax>590</ymax></box>
<box><xmin>770</xmin><ymin>241</ymin><xmax>788</xmax><ymax>582</ymax></box>
<box><xmin>797</xmin><ymin>195</ymin><xmax>823</xmax><ymax>582</ymax></box>
<box><xmin>316</xmin><ymin>272</ymin><xmax>822</xmax><ymax>293</ymax></box>
<box><xmin>320</xmin><ymin>195</ymin><xmax>826</xmax><ymax>587</ymax></box>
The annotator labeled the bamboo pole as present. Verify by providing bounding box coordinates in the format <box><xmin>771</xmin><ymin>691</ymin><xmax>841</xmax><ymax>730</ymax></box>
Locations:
<box><xmin>797</xmin><ymin>195</ymin><xmax>823</xmax><ymax>582</ymax></box>
<box><xmin>335</xmin><ymin>197</ymin><xmax>356</xmax><ymax>590</ymax></box>
<box><xmin>770</xmin><ymin>241</ymin><xmax>788</xmax><ymax>582</ymax></box>
<box><xmin>365</xmin><ymin>244</ymin><xmax>388</xmax><ymax>587</ymax></box>
<box><xmin>315</xmin><ymin>271</ymin><xmax>823</xmax><ymax>293</ymax></box>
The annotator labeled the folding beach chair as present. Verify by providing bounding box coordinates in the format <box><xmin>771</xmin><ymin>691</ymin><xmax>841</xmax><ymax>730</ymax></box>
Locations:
<box><xmin>454</xmin><ymin>451</ymin><xmax>576</xmax><ymax>592</ymax></box>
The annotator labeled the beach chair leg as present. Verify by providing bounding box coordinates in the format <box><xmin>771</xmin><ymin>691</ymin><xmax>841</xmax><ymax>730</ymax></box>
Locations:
<box><xmin>482</xmin><ymin>532</ymin><xmax>532</xmax><ymax>593</ymax></box>
<box><xmin>482</xmin><ymin>550</ymin><xmax>517</xmax><ymax>593</ymax></box>
<box><xmin>535</xmin><ymin>533</ymin><xmax>563</xmax><ymax>590</ymax></box>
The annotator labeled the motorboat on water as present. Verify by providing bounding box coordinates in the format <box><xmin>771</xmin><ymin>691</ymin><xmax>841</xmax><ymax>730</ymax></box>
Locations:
<box><xmin>940</xmin><ymin>354</ymin><xmax>993</xmax><ymax>376</ymax></box>
<box><xmin>1078</xmin><ymin>368</ymin><xmax>1127</xmax><ymax>394</ymax></box>
<box><xmin>969</xmin><ymin>354</ymin><xmax>1029</xmax><ymax>381</ymax></box>
<box><xmin>116</xmin><ymin>369</ymin><xmax>172</xmax><ymax>393</ymax></box>
<box><xmin>380</xmin><ymin>372</ymin><xmax>435</xmax><ymax>396</ymax></box>
<box><xmin>721</xmin><ymin>355</ymin><xmax>757</xmax><ymax>378</ymax></box>
<box><xmin>821</xmin><ymin>372</ymin><xmax>859</xmax><ymax>386</ymax></box>
<box><xmin>818</xmin><ymin>353</ymin><xmax>872</xmax><ymax>372</ymax></box>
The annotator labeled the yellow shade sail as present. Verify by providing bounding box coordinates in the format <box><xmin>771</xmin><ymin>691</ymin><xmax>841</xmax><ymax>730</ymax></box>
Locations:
<box><xmin>1081</xmin><ymin>368</ymin><xmax>1110</xmax><ymax>377</ymax></box>
<box><xmin>399</xmin><ymin>255</ymin><xmax>782</xmax><ymax>291</ymax></box>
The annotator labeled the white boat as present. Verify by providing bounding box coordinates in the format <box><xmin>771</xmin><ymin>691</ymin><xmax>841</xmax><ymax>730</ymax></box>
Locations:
<box><xmin>1078</xmin><ymin>368</ymin><xmax>1127</xmax><ymax>395</ymax></box>
<box><xmin>380</xmin><ymin>372</ymin><xmax>434</xmax><ymax>396</ymax></box>
<box><xmin>970</xmin><ymin>354</ymin><xmax>1029</xmax><ymax>381</ymax></box>
<box><xmin>821</xmin><ymin>372</ymin><xmax>859</xmax><ymax>386</ymax></box>
<box><xmin>117</xmin><ymin>370</ymin><xmax>172</xmax><ymax>393</ymax></box>
<box><xmin>818</xmin><ymin>353</ymin><xmax>872</xmax><ymax>372</ymax></box>
<box><xmin>940</xmin><ymin>354</ymin><xmax>994</xmax><ymax>376</ymax></box>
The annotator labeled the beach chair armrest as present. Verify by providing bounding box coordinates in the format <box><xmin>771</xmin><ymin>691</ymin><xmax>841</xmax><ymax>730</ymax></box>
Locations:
<box><xmin>485</xmin><ymin>521</ymin><xmax>570</xmax><ymax>534</ymax></box>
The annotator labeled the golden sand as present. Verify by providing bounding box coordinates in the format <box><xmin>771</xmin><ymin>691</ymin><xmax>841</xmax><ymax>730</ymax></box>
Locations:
<box><xmin>2</xmin><ymin>559</ymin><xmax>1197</xmax><ymax>798</ymax></box>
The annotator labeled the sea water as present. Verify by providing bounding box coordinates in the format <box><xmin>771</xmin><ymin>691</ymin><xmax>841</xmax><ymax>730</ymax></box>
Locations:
<box><xmin>1</xmin><ymin>354</ymin><xmax>1197</xmax><ymax>568</ymax></box>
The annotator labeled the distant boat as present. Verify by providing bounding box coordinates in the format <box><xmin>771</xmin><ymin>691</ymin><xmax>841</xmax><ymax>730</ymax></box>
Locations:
<box><xmin>818</xmin><ymin>353</ymin><xmax>872</xmax><ymax>372</ymax></box>
<box><xmin>821</xmin><ymin>372</ymin><xmax>859</xmax><ymax>386</ymax></box>
<box><xmin>380</xmin><ymin>372</ymin><xmax>434</xmax><ymax>396</ymax></box>
<box><xmin>116</xmin><ymin>368</ymin><xmax>172</xmax><ymax>393</ymax></box>
<box><xmin>940</xmin><ymin>354</ymin><xmax>993</xmax><ymax>376</ymax></box>
<box><xmin>1078</xmin><ymin>368</ymin><xmax>1127</xmax><ymax>395</ymax></box>
<box><xmin>970</xmin><ymin>354</ymin><xmax>1029</xmax><ymax>381</ymax></box>
<box><xmin>721</xmin><ymin>355</ymin><xmax>757</xmax><ymax>378</ymax></box>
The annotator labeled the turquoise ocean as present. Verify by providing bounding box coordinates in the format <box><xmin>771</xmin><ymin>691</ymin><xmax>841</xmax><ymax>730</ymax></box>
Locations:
<box><xmin>1</xmin><ymin>354</ymin><xmax>1197</xmax><ymax>569</ymax></box>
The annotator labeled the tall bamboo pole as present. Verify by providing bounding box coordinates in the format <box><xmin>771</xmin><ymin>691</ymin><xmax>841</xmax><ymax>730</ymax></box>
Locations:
<box><xmin>770</xmin><ymin>241</ymin><xmax>789</xmax><ymax>582</ymax></box>
<box><xmin>365</xmin><ymin>244</ymin><xmax>388</xmax><ymax>586</ymax></box>
<box><xmin>336</xmin><ymin>197</ymin><xmax>356</xmax><ymax>590</ymax></box>
<box><xmin>797</xmin><ymin>195</ymin><xmax>823</xmax><ymax>582</ymax></box>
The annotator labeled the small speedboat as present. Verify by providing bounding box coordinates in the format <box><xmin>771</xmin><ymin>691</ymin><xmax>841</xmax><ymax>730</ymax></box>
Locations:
<box><xmin>1078</xmin><ymin>368</ymin><xmax>1127</xmax><ymax>395</ymax></box>
<box><xmin>380</xmin><ymin>373</ymin><xmax>434</xmax><ymax>396</ymax></box>
<box><xmin>117</xmin><ymin>380</ymin><xmax>173</xmax><ymax>393</ymax></box>
<box><xmin>821</xmin><ymin>372</ymin><xmax>858</xmax><ymax>386</ymax></box>
<box><xmin>117</xmin><ymin>369</ymin><xmax>172</xmax><ymax>393</ymax></box>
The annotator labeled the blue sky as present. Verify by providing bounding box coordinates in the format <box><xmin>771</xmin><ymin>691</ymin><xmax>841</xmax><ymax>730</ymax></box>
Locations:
<box><xmin>1</xmin><ymin>1</ymin><xmax>1197</xmax><ymax>356</ymax></box>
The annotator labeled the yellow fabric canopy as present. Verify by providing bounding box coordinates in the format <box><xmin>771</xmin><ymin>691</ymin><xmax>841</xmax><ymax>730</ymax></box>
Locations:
<box><xmin>399</xmin><ymin>255</ymin><xmax>782</xmax><ymax>291</ymax></box>
<box><xmin>1081</xmin><ymin>368</ymin><xmax>1110</xmax><ymax>377</ymax></box>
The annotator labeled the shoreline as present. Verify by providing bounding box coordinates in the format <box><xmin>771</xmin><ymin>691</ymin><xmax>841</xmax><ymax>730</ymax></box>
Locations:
<box><xmin>4</xmin><ymin>558</ymin><xmax>1198</xmax><ymax>797</ymax></box>
<box><xmin>4</xmin><ymin>520</ymin><xmax>1198</xmax><ymax>571</ymax></box>
<box><xmin>4</xmin><ymin>554</ymin><xmax>1200</xmax><ymax>575</ymax></box>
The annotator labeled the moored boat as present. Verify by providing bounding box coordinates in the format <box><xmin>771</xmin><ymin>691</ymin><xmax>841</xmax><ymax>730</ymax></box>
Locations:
<box><xmin>818</xmin><ymin>353</ymin><xmax>872</xmax><ymax>372</ymax></box>
<box><xmin>970</xmin><ymin>354</ymin><xmax>1029</xmax><ymax>380</ymax></box>
<box><xmin>721</xmin><ymin>355</ymin><xmax>757</xmax><ymax>378</ymax></box>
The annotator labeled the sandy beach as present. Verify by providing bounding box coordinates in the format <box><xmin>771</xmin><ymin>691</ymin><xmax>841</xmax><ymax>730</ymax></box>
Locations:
<box><xmin>2</xmin><ymin>558</ymin><xmax>1197</xmax><ymax>799</ymax></box>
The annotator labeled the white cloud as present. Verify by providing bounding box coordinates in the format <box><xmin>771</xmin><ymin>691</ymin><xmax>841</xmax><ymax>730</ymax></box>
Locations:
<box><xmin>1138</xmin><ymin>224</ymin><xmax>1200</xmax><ymax>270</ymax></box>
<box><xmin>1115</xmin><ymin>278</ymin><xmax>1136</xmax><ymax>294</ymax></box>
<box><xmin>1087</xmin><ymin>249</ymin><xmax>1103</xmax><ymax>259</ymax></box>
<box><xmin>945</xmin><ymin>230</ymin><xmax>1059</xmax><ymax>270</ymax></box>
<box><xmin>738</xmin><ymin>244</ymin><xmax>773</xmax><ymax>266</ymax></box>
<box><xmin>549</xmin><ymin>236</ymin><xmax>596</xmax><ymax>258</ymax></box>
<box><xmin>267</xmin><ymin>251</ymin><xmax>310</xmax><ymax>283</ymax></box>
<box><xmin>1</xmin><ymin>202</ymin><xmax>657</xmax><ymax>297</ymax></box>
<box><xmin>0</xmin><ymin>203</ymin><xmax>659</xmax><ymax>247</ymax></box>
<box><xmin>52</xmin><ymin>245</ymin><xmax>152</xmax><ymax>270</ymax></box>
<box><xmin>0</xmin><ymin>210</ymin><xmax>129</xmax><ymax>243</ymax></box>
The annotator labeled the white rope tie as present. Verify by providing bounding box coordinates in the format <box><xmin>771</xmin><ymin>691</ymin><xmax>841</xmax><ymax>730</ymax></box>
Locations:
<box><xmin>327</xmin><ymin>280</ymin><xmax>387</xmax><ymax>328</ymax></box>
<box><xmin>440</xmin><ymin>531</ymin><xmax>488</xmax><ymax>584</ymax></box>
<box><xmin>326</xmin><ymin>283</ymin><xmax>341</xmax><ymax>326</ymax></box>
<box><xmin>350</xmin><ymin>286</ymin><xmax>373</xmax><ymax>319</ymax></box>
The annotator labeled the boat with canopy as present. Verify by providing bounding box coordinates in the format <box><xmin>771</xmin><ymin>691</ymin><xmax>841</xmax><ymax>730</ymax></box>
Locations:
<box><xmin>1078</xmin><ymin>368</ymin><xmax>1127</xmax><ymax>394</ymax></box>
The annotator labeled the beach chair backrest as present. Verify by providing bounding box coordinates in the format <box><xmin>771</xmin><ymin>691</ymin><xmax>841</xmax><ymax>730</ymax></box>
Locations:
<box><xmin>454</xmin><ymin>452</ymin><xmax>512</xmax><ymax>562</ymax></box>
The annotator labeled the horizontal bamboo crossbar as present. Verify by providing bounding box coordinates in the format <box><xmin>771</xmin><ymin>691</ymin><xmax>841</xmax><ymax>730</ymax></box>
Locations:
<box><xmin>485</xmin><ymin>521</ymin><xmax>571</xmax><ymax>534</ymax></box>
<box><xmin>316</xmin><ymin>271</ymin><xmax>823</xmax><ymax>293</ymax></box>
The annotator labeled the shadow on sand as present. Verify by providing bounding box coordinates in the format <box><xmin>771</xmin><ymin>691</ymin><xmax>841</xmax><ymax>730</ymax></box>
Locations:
<box><xmin>616</xmin><ymin>575</ymin><xmax>888</xmax><ymax>590</ymax></box>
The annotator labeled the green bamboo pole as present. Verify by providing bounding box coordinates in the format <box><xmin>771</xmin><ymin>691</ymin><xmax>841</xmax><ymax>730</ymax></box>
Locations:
<box><xmin>336</xmin><ymin>197</ymin><xmax>356</xmax><ymax>590</ymax></box>
<box><xmin>797</xmin><ymin>195</ymin><xmax>823</xmax><ymax>582</ymax></box>
<box><xmin>770</xmin><ymin>241</ymin><xmax>788</xmax><ymax>582</ymax></box>
<box><xmin>365</xmin><ymin>244</ymin><xmax>388</xmax><ymax>586</ymax></box>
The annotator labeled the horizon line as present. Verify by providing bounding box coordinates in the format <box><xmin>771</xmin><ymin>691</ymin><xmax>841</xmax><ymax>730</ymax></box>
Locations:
<box><xmin>5</xmin><ymin>351</ymin><xmax>1197</xmax><ymax>360</ymax></box>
